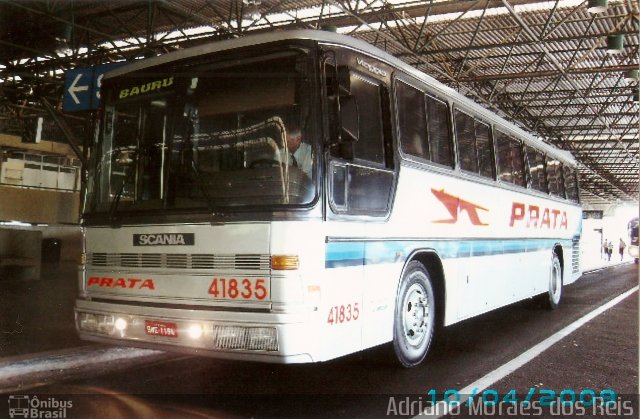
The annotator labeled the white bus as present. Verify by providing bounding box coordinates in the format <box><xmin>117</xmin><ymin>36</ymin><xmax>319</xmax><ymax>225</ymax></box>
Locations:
<box><xmin>75</xmin><ymin>30</ymin><xmax>582</xmax><ymax>367</ymax></box>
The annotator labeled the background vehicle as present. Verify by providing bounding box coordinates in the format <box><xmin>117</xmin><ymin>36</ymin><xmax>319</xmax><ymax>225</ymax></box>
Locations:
<box><xmin>75</xmin><ymin>30</ymin><xmax>582</xmax><ymax>367</ymax></box>
<box><xmin>628</xmin><ymin>217</ymin><xmax>639</xmax><ymax>263</ymax></box>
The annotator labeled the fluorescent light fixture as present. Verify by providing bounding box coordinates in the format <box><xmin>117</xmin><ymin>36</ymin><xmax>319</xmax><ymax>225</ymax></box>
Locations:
<box><xmin>242</xmin><ymin>0</ymin><xmax>261</xmax><ymax>22</ymax></box>
<box><xmin>606</xmin><ymin>34</ymin><xmax>624</xmax><ymax>54</ymax></box>
<box><xmin>587</xmin><ymin>0</ymin><xmax>608</xmax><ymax>13</ymax></box>
<box><xmin>625</xmin><ymin>69</ymin><xmax>640</xmax><ymax>83</ymax></box>
<box><xmin>0</xmin><ymin>220</ymin><xmax>31</xmax><ymax>226</ymax></box>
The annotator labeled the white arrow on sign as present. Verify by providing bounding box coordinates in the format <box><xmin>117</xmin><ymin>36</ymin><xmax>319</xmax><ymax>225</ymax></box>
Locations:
<box><xmin>68</xmin><ymin>73</ymin><xmax>89</xmax><ymax>105</ymax></box>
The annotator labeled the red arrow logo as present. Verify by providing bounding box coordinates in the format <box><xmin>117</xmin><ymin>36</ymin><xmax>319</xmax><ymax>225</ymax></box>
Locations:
<box><xmin>431</xmin><ymin>188</ymin><xmax>489</xmax><ymax>226</ymax></box>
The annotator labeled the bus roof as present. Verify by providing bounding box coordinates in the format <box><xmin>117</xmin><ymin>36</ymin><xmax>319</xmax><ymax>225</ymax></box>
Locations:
<box><xmin>105</xmin><ymin>29</ymin><xmax>576</xmax><ymax>166</ymax></box>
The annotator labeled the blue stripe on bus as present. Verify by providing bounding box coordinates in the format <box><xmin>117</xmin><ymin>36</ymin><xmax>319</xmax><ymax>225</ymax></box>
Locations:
<box><xmin>325</xmin><ymin>241</ymin><xmax>365</xmax><ymax>268</ymax></box>
<box><xmin>325</xmin><ymin>238</ymin><xmax>573</xmax><ymax>268</ymax></box>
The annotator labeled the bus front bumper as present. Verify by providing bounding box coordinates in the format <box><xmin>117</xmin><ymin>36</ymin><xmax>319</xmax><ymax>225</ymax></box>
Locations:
<box><xmin>74</xmin><ymin>299</ymin><xmax>316</xmax><ymax>364</ymax></box>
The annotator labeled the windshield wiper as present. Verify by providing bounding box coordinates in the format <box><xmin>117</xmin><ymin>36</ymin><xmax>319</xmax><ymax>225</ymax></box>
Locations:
<box><xmin>182</xmin><ymin>107</ymin><xmax>217</xmax><ymax>214</ymax></box>
<box><xmin>108</xmin><ymin>164</ymin><xmax>136</xmax><ymax>222</ymax></box>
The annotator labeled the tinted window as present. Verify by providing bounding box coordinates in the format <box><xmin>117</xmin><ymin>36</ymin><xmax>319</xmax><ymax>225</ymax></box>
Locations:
<box><xmin>510</xmin><ymin>140</ymin><xmax>525</xmax><ymax>187</ymax></box>
<box><xmin>331</xmin><ymin>164</ymin><xmax>346</xmax><ymax>208</ymax></box>
<box><xmin>454</xmin><ymin>110</ymin><xmax>494</xmax><ymax>179</ymax></box>
<box><xmin>454</xmin><ymin>110</ymin><xmax>477</xmax><ymax>173</ymax></box>
<box><xmin>351</xmin><ymin>74</ymin><xmax>384</xmax><ymax>164</ymax></box>
<box><xmin>496</xmin><ymin>131</ymin><xmax>513</xmax><ymax>183</ymax></box>
<box><xmin>348</xmin><ymin>165</ymin><xmax>394</xmax><ymax>213</ymax></box>
<box><xmin>397</xmin><ymin>81</ymin><xmax>428</xmax><ymax>159</ymax></box>
<box><xmin>546</xmin><ymin>157</ymin><xmax>565</xmax><ymax>197</ymax></box>
<box><xmin>330</xmin><ymin>70</ymin><xmax>394</xmax><ymax>217</ymax></box>
<box><xmin>496</xmin><ymin>131</ymin><xmax>524</xmax><ymax>187</ymax></box>
<box><xmin>91</xmin><ymin>51</ymin><xmax>316</xmax><ymax>213</ymax></box>
<box><xmin>475</xmin><ymin>121</ymin><xmax>494</xmax><ymax>178</ymax></box>
<box><xmin>563</xmin><ymin>165</ymin><xmax>579</xmax><ymax>201</ymax></box>
<box><xmin>525</xmin><ymin>146</ymin><xmax>548</xmax><ymax>193</ymax></box>
<box><xmin>427</xmin><ymin>96</ymin><xmax>453</xmax><ymax>167</ymax></box>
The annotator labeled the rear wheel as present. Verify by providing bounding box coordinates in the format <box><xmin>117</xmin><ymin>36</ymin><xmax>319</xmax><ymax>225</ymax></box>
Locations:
<box><xmin>544</xmin><ymin>253</ymin><xmax>563</xmax><ymax>310</ymax></box>
<box><xmin>392</xmin><ymin>261</ymin><xmax>436</xmax><ymax>367</ymax></box>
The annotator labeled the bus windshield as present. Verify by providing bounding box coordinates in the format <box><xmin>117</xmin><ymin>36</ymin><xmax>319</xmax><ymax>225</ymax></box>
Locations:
<box><xmin>87</xmin><ymin>50</ymin><xmax>316</xmax><ymax>216</ymax></box>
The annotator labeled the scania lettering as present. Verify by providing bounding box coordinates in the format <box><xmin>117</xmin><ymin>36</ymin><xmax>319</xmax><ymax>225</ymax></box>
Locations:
<box><xmin>76</xmin><ymin>30</ymin><xmax>582</xmax><ymax>366</ymax></box>
<box><xmin>134</xmin><ymin>233</ymin><xmax>193</xmax><ymax>246</ymax></box>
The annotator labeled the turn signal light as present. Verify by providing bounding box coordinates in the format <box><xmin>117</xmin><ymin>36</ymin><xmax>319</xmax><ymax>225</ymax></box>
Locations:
<box><xmin>271</xmin><ymin>255</ymin><xmax>299</xmax><ymax>270</ymax></box>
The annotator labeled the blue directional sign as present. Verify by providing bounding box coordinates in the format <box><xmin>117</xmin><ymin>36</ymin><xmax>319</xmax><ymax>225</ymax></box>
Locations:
<box><xmin>63</xmin><ymin>62</ymin><xmax>126</xmax><ymax>112</ymax></box>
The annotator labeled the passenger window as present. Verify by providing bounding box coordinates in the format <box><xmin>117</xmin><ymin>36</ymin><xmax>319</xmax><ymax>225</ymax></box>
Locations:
<box><xmin>454</xmin><ymin>110</ymin><xmax>478</xmax><ymax>173</ymax></box>
<box><xmin>546</xmin><ymin>157</ymin><xmax>565</xmax><ymax>198</ymax></box>
<box><xmin>395</xmin><ymin>81</ymin><xmax>453</xmax><ymax>168</ymax></box>
<box><xmin>496</xmin><ymin>131</ymin><xmax>525</xmax><ymax>187</ymax></box>
<box><xmin>511</xmin><ymin>140</ymin><xmax>525</xmax><ymax>187</ymax></box>
<box><xmin>475</xmin><ymin>121</ymin><xmax>494</xmax><ymax>179</ymax></box>
<box><xmin>564</xmin><ymin>166</ymin><xmax>579</xmax><ymax>201</ymax></box>
<box><xmin>396</xmin><ymin>81</ymin><xmax>428</xmax><ymax>160</ymax></box>
<box><xmin>427</xmin><ymin>96</ymin><xmax>453</xmax><ymax>167</ymax></box>
<box><xmin>525</xmin><ymin>146</ymin><xmax>548</xmax><ymax>193</ymax></box>
<box><xmin>496</xmin><ymin>131</ymin><xmax>513</xmax><ymax>183</ymax></box>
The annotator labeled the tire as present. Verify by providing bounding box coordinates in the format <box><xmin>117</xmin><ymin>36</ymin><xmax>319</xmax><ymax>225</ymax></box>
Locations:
<box><xmin>392</xmin><ymin>261</ymin><xmax>436</xmax><ymax>368</ymax></box>
<box><xmin>543</xmin><ymin>253</ymin><xmax>563</xmax><ymax>310</ymax></box>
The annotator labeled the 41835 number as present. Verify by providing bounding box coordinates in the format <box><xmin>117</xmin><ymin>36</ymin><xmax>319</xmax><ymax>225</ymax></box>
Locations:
<box><xmin>327</xmin><ymin>303</ymin><xmax>360</xmax><ymax>325</ymax></box>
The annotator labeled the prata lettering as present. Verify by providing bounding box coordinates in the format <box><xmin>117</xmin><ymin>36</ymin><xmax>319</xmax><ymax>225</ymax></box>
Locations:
<box><xmin>87</xmin><ymin>276</ymin><xmax>155</xmax><ymax>290</ymax></box>
<box><xmin>510</xmin><ymin>202</ymin><xmax>568</xmax><ymax>229</ymax></box>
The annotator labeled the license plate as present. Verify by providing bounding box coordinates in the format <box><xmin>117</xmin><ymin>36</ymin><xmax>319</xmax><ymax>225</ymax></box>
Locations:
<box><xmin>145</xmin><ymin>320</ymin><xmax>178</xmax><ymax>337</ymax></box>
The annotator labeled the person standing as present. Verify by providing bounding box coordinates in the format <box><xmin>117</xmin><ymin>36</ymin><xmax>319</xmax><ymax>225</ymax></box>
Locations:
<box><xmin>603</xmin><ymin>239</ymin><xmax>609</xmax><ymax>260</ymax></box>
<box><xmin>619</xmin><ymin>238</ymin><xmax>626</xmax><ymax>261</ymax></box>
<box><xmin>607</xmin><ymin>240</ymin><xmax>613</xmax><ymax>261</ymax></box>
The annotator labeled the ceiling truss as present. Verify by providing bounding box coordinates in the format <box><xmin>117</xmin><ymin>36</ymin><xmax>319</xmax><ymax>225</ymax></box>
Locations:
<box><xmin>0</xmin><ymin>0</ymin><xmax>637</xmax><ymax>208</ymax></box>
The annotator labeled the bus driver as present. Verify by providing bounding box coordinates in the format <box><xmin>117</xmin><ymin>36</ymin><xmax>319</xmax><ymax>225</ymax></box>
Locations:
<box><xmin>277</xmin><ymin>128</ymin><xmax>312</xmax><ymax>178</ymax></box>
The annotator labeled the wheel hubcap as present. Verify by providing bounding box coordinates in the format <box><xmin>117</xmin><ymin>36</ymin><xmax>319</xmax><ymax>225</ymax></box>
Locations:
<box><xmin>402</xmin><ymin>283</ymin><xmax>429</xmax><ymax>347</ymax></box>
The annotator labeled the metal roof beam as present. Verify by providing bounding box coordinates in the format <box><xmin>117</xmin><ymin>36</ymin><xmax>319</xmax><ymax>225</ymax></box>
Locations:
<box><xmin>458</xmin><ymin>63</ymin><xmax>639</xmax><ymax>81</ymax></box>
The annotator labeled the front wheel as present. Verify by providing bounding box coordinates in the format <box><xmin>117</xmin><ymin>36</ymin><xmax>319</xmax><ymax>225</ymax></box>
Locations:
<box><xmin>543</xmin><ymin>253</ymin><xmax>563</xmax><ymax>310</ymax></box>
<box><xmin>392</xmin><ymin>261</ymin><xmax>436</xmax><ymax>367</ymax></box>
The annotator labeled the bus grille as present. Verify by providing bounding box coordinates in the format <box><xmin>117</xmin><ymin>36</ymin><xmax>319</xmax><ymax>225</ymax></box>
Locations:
<box><xmin>571</xmin><ymin>238</ymin><xmax>580</xmax><ymax>274</ymax></box>
<box><xmin>88</xmin><ymin>253</ymin><xmax>270</xmax><ymax>271</ymax></box>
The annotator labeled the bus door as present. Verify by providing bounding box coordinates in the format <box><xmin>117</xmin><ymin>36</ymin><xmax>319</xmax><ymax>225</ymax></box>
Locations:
<box><xmin>324</xmin><ymin>52</ymin><xmax>397</xmax><ymax>353</ymax></box>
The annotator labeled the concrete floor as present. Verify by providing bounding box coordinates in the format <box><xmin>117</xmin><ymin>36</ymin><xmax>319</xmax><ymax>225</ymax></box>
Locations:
<box><xmin>0</xmin><ymin>261</ymin><xmax>637</xmax><ymax>418</ymax></box>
